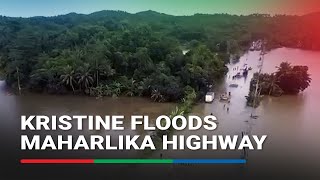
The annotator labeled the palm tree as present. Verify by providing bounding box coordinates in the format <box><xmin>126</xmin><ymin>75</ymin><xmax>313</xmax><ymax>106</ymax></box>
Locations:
<box><xmin>137</xmin><ymin>78</ymin><xmax>151</xmax><ymax>96</ymax></box>
<box><xmin>276</xmin><ymin>62</ymin><xmax>291</xmax><ymax>77</ymax></box>
<box><xmin>78</xmin><ymin>72</ymin><xmax>94</xmax><ymax>92</ymax></box>
<box><xmin>77</xmin><ymin>64</ymin><xmax>94</xmax><ymax>92</ymax></box>
<box><xmin>267</xmin><ymin>73</ymin><xmax>282</xmax><ymax>95</ymax></box>
<box><xmin>124</xmin><ymin>78</ymin><xmax>136</xmax><ymax>96</ymax></box>
<box><xmin>110</xmin><ymin>82</ymin><xmax>122</xmax><ymax>97</ymax></box>
<box><xmin>30</xmin><ymin>60</ymin><xmax>56</xmax><ymax>83</ymax></box>
<box><xmin>169</xmin><ymin>106</ymin><xmax>185</xmax><ymax>119</ymax></box>
<box><xmin>252</xmin><ymin>73</ymin><xmax>283</xmax><ymax>98</ymax></box>
<box><xmin>60</xmin><ymin>65</ymin><xmax>76</xmax><ymax>93</ymax></box>
<box><xmin>151</xmin><ymin>89</ymin><xmax>165</xmax><ymax>102</ymax></box>
<box><xmin>93</xmin><ymin>58</ymin><xmax>115</xmax><ymax>87</ymax></box>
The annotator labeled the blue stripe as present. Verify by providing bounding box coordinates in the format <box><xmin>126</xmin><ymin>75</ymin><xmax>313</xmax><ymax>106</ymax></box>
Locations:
<box><xmin>173</xmin><ymin>159</ymin><xmax>246</xmax><ymax>164</ymax></box>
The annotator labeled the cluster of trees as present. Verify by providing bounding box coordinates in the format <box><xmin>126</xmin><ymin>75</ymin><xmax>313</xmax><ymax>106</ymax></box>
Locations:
<box><xmin>261</xmin><ymin>13</ymin><xmax>320</xmax><ymax>50</ymax></box>
<box><xmin>247</xmin><ymin>62</ymin><xmax>311</xmax><ymax>107</ymax></box>
<box><xmin>0</xmin><ymin>10</ymin><xmax>319</xmax><ymax>102</ymax></box>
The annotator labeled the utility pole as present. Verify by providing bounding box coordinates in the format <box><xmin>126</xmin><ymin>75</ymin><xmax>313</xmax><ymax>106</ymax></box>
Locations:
<box><xmin>242</xmin><ymin>40</ymin><xmax>266</xmax><ymax>162</ymax></box>
<box><xmin>250</xmin><ymin>40</ymin><xmax>265</xmax><ymax>117</ymax></box>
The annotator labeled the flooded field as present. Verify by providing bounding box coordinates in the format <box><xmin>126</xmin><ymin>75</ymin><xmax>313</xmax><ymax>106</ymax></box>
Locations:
<box><xmin>1</xmin><ymin>48</ymin><xmax>320</xmax><ymax>179</ymax></box>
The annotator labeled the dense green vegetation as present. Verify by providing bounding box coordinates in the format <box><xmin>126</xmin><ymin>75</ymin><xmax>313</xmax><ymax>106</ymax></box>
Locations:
<box><xmin>247</xmin><ymin>62</ymin><xmax>311</xmax><ymax>107</ymax></box>
<box><xmin>143</xmin><ymin>86</ymin><xmax>196</xmax><ymax>154</ymax></box>
<box><xmin>0</xmin><ymin>10</ymin><xmax>319</xmax><ymax>102</ymax></box>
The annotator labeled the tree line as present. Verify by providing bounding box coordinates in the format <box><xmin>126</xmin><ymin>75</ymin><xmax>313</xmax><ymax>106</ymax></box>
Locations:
<box><xmin>0</xmin><ymin>10</ymin><xmax>319</xmax><ymax>102</ymax></box>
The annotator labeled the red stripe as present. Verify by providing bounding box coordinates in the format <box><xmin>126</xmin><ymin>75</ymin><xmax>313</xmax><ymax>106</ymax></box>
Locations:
<box><xmin>20</xmin><ymin>159</ymin><xmax>94</xmax><ymax>164</ymax></box>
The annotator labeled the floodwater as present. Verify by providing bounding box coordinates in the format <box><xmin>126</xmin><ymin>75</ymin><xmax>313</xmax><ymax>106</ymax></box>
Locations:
<box><xmin>188</xmin><ymin>48</ymin><xmax>320</xmax><ymax>178</ymax></box>
<box><xmin>1</xmin><ymin>48</ymin><xmax>320</xmax><ymax>179</ymax></box>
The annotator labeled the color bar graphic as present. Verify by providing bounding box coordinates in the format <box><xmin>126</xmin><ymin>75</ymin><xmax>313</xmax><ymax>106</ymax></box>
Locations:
<box><xmin>173</xmin><ymin>159</ymin><xmax>246</xmax><ymax>164</ymax></box>
<box><xmin>20</xmin><ymin>159</ymin><xmax>94</xmax><ymax>164</ymax></box>
<box><xmin>20</xmin><ymin>159</ymin><xmax>246</xmax><ymax>164</ymax></box>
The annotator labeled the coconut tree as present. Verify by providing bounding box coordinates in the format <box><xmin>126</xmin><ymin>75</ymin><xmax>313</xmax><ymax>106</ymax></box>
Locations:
<box><xmin>124</xmin><ymin>78</ymin><xmax>137</xmax><ymax>96</ymax></box>
<box><xmin>169</xmin><ymin>106</ymin><xmax>185</xmax><ymax>119</ymax></box>
<box><xmin>110</xmin><ymin>81</ymin><xmax>123</xmax><ymax>97</ymax></box>
<box><xmin>276</xmin><ymin>62</ymin><xmax>292</xmax><ymax>74</ymax></box>
<box><xmin>151</xmin><ymin>89</ymin><xmax>165</xmax><ymax>102</ymax></box>
<box><xmin>267</xmin><ymin>73</ymin><xmax>282</xmax><ymax>96</ymax></box>
<box><xmin>60</xmin><ymin>65</ymin><xmax>76</xmax><ymax>93</ymax></box>
<box><xmin>92</xmin><ymin>58</ymin><xmax>115</xmax><ymax>87</ymax></box>
<box><xmin>77</xmin><ymin>64</ymin><xmax>94</xmax><ymax>92</ymax></box>
<box><xmin>137</xmin><ymin>77</ymin><xmax>151</xmax><ymax>96</ymax></box>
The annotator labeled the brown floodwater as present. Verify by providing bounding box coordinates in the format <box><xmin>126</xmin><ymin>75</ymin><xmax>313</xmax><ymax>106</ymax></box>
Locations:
<box><xmin>1</xmin><ymin>47</ymin><xmax>320</xmax><ymax>179</ymax></box>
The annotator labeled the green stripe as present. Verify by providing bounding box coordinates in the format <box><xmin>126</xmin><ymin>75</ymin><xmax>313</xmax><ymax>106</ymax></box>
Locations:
<box><xmin>94</xmin><ymin>159</ymin><xmax>173</xmax><ymax>164</ymax></box>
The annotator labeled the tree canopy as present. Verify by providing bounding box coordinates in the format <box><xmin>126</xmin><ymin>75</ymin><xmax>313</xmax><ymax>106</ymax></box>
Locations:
<box><xmin>0</xmin><ymin>10</ymin><xmax>318</xmax><ymax>102</ymax></box>
<box><xmin>247</xmin><ymin>62</ymin><xmax>311</xmax><ymax>107</ymax></box>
